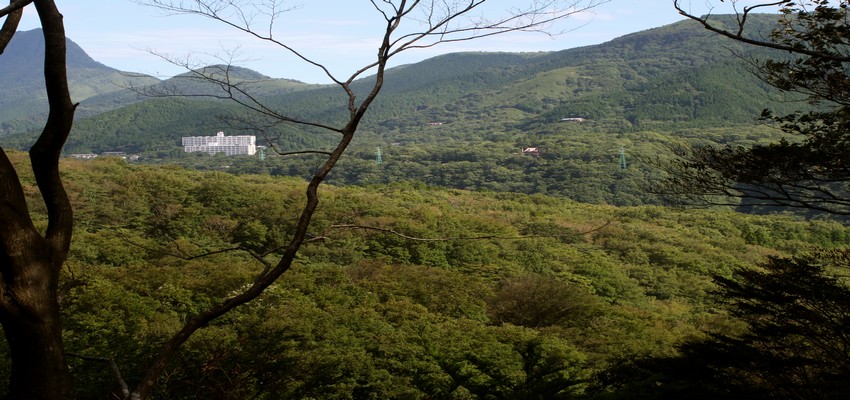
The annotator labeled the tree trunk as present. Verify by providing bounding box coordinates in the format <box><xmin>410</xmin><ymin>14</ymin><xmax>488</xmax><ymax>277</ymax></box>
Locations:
<box><xmin>0</xmin><ymin>252</ymin><xmax>71</xmax><ymax>400</ymax></box>
<box><xmin>0</xmin><ymin>150</ymin><xmax>73</xmax><ymax>400</ymax></box>
<box><xmin>0</xmin><ymin>0</ymin><xmax>76</xmax><ymax>398</ymax></box>
<box><xmin>3</xmin><ymin>315</ymin><xmax>71</xmax><ymax>400</ymax></box>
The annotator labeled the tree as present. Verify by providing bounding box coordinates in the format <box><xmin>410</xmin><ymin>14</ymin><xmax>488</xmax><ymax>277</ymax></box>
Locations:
<box><xmin>659</xmin><ymin>1</ymin><xmax>850</xmax><ymax>216</ymax></box>
<box><xmin>0</xmin><ymin>1</ymin><xmax>77</xmax><ymax>399</ymax></box>
<box><xmin>107</xmin><ymin>1</ymin><xmax>607</xmax><ymax>398</ymax></box>
<box><xmin>487</xmin><ymin>274</ymin><xmax>599</xmax><ymax>329</ymax></box>
<box><xmin>591</xmin><ymin>250</ymin><xmax>850</xmax><ymax>399</ymax></box>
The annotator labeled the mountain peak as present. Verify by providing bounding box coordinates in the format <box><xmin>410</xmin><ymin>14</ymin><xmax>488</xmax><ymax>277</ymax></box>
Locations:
<box><xmin>175</xmin><ymin>64</ymin><xmax>271</xmax><ymax>81</ymax></box>
<box><xmin>0</xmin><ymin>28</ymin><xmax>159</xmax><ymax>133</ymax></box>
<box><xmin>0</xmin><ymin>28</ymin><xmax>105</xmax><ymax>73</ymax></box>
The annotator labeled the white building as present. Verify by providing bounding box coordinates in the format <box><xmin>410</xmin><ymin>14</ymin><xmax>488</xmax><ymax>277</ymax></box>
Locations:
<box><xmin>182</xmin><ymin>131</ymin><xmax>256</xmax><ymax>156</ymax></box>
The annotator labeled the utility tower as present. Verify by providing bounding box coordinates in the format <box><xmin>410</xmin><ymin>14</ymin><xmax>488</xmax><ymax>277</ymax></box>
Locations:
<box><xmin>375</xmin><ymin>147</ymin><xmax>383</xmax><ymax>165</ymax></box>
<box><xmin>619</xmin><ymin>146</ymin><xmax>627</xmax><ymax>169</ymax></box>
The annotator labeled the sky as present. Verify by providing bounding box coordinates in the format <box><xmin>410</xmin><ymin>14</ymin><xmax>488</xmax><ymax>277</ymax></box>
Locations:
<box><xmin>15</xmin><ymin>1</ymin><xmax>694</xmax><ymax>84</ymax></box>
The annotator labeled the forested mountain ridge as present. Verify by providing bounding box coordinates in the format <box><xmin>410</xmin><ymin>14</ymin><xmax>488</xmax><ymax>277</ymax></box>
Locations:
<box><xmin>0</xmin><ymin>15</ymin><xmax>803</xmax><ymax>207</ymax></box>
<box><xmin>350</xmin><ymin>13</ymin><xmax>789</xmax><ymax>132</ymax></box>
<box><xmin>78</xmin><ymin>64</ymin><xmax>319</xmax><ymax>117</ymax></box>
<box><xmin>2</xmin><ymin>15</ymin><xmax>790</xmax><ymax>147</ymax></box>
<box><xmin>0</xmin><ymin>28</ymin><xmax>159</xmax><ymax>135</ymax></box>
<box><xmin>80</xmin><ymin>14</ymin><xmax>796</xmax><ymax>148</ymax></box>
<box><xmin>0</xmin><ymin>29</ymin><xmax>318</xmax><ymax>137</ymax></box>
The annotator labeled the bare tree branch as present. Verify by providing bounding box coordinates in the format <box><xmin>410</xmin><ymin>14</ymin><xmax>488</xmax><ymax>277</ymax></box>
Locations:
<box><xmin>673</xmin><ymin>0</ymin><xmax>850</xmax><ymax>62</ymax></box>
<box><xmin>389</xmin><ymin>0</ymin><xmax>605</xmax><ymax>53</ymax></box>
<box><xmin>649</xmin><ymin>142</ymin><xmax>850</xmax><ymax>216</ymax></box>
<box><xmin>269</xmin><ymin>149</ymin><xmax>333</xmax><ymax>156</ymax></box>
<box><xmin>133</xmin><ymin>0</ymin><xmax>342</xmax><ymax>83</ymax></box>
<box><xmin>67</xmin><ymin>353</ymin><xmax>131</xmax><ymax>399</ymax></box>
<box><xmin>321</xmin><ymin>221</ymin><xmax>612</xmax><ymax>242</ymax></box>
<box><xmin>124</xmin><ymin>52</ymin><xmax>344</xmax><ymax>134</ymax></box>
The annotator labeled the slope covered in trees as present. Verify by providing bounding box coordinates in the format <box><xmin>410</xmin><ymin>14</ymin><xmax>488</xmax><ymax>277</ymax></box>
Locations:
<box><xmin>2</xmin><ymin>15</ymin><xmax>801</xmax><ymax>149</ymax></box>
<box><xmin>2</xmin><ymin>153</ymin><xmax>846</xmax><ymax>398</ymax></box>
<box><xmin>0</xmin><ymin>28</ymin><xmax>159</xmax><ymax>135</ymax></box>
<box><xmin>0</xmin><ymin>15</ymin><xmax>807</xmax><ymax>208</ymax></box>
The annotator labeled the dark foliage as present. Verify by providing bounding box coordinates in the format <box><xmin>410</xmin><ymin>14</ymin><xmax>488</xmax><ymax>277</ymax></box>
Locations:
<box><xmin>591</xmin><ymin>249</ymin><xmax>850</xmax><ymax>400</ymax></box>
<box><xmin>660</xmin><ymin>1</ymin><xmax>850</xmax><ymax>216</ymax></box>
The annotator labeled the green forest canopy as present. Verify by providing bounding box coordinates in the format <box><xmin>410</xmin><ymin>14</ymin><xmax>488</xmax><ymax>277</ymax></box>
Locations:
<box><xmin>6</xmin><ymin>152</ymin><xmax>847</xmax><ymax>398</ymax></box>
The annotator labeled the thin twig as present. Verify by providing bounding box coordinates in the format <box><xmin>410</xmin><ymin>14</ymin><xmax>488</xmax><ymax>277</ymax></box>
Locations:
<box><xmin>66</xmin><ymin>353</ymin><xmax>130</xmax><ymax>399</ymax></box>
<box><xmin>323</xmin><ymin>220</ymin><xmax>612</xmax><ymax>242</ymax></box>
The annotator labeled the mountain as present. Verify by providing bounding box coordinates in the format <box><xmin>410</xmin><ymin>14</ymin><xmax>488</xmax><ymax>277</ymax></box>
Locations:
<box><xmin>362</xmin><ymin>14</ymin><xmax>790</xmax><ymax>131</ymax></box>
<box><xmin>0</xmin><ymin>28</ymin><xmax>159</xmax><ymax>135</ymax></box>
<box><xmin>217</xmin><ymin>14</ymin><xmax>792</xmax><ymax>137</ymax></box>
<box><xmin>79</xmin><ymin>64</ymin><xmax>320</xmax><ymax>116</ymax></box>
<box><xmin>1</xmin><ymin>16</ymin><xmax>791</xmax><ymax>144</ymax></box>
<box><xmin>0</xmin><ymin>29</ymin><xmax>323</xmax><ymax>137</ymax></box>
<box><xmin>0</xmin><ymin>16</ymin><xmax>808</xmax><ymax>207</ymax></box>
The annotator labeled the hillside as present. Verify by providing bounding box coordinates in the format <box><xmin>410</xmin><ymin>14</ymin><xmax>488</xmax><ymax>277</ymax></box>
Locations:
<box><xmin>0</xmin><ymin>28</ymin><xmax>160</xmax><ymax>135</ymax></box>
<box><xmin>0</xmin><ymin>30</ymin><xmax>318</xmax><ymax>137</ymax></box>
<box><xmin>3</xmin><ymin>152</ymin><xmax>847</xmax><ymax>398</ymax></box>
<box><xmin>0</xmin><ymin>15</ymin><xmax>807</xmax><ymax>207</ymax></box>
<box><xmin>79</xmin><ymin>64</ymin><xmax>320</xmax><ymax>116</ymax></box>
<box><xmin>305</xmin><ymin>14</ymin><xmax>792</xmax><ymax>133</ymax></box>
<box><xmin>2</xmin><ymin>15</ymin><xmax>792</xmax><ymax>144</ymax></box>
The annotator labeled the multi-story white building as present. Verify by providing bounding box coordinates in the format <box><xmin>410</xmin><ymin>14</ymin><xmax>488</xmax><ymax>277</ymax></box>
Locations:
<box><xmin>182</xmin><ymin>131</ymin><xmax>257</xmax><ymax>156</ymax></box>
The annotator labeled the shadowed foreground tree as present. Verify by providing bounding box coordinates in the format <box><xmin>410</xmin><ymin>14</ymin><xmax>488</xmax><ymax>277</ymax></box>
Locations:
<box><xmin>118</xmin><ymin>1</ymin><xmax>607</xmax><ymax>399</ymax></box>
<box><xmin>0</xmin><ymin>1</ymin><xmax>77</xmax><ymax>399</ymax></box>
<box><xmin>659</xmin><ymin>0</ymin><xmax>850</xmax><ymax>216</ymax></box>
<box><xmin>590</xmin><ymin>249</ymin><xmax>850</xmax><ymax>399</ymax></box>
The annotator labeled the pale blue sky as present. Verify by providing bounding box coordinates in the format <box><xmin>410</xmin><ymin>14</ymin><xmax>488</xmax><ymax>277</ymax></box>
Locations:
<box><xmin>17</xmin><ymin>1</ymin><xmax>697</xmax><ymax>83</ymax></box>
